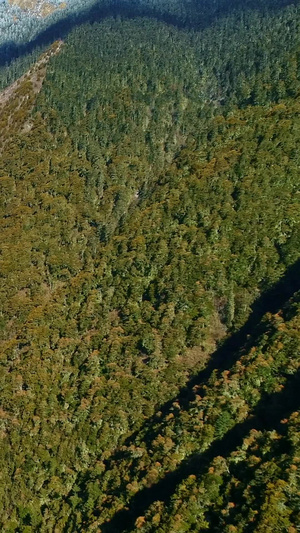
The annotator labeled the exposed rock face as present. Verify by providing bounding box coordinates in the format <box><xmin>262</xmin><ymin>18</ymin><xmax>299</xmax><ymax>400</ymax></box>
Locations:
<box><xmin>0</xmin><ymin>40</ymin><xmax>63</xmax><ymax>149</ymax></box>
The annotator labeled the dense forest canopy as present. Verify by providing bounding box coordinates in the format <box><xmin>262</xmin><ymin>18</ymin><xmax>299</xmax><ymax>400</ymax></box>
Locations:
<box><xmin>0</xmin><ymin>0</ymin><xmax>298</xmax><ymax>67</ymax></box>
<box><xmin>0</xmin><ymin>0</ymin><xmax>300</xmax><ymax>531</ymax></box>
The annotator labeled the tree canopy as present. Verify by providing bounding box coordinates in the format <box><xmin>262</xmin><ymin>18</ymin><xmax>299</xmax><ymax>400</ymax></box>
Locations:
<box><xmin>0</xmin><ymin>1</ymin><xmax>300</xmax><ymax>530</ymax></box>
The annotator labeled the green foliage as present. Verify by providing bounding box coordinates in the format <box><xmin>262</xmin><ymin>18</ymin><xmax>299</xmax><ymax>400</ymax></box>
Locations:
<box><xmin>0</xmin><ymin>1</ymin><xmax>300</xmax><ymax>530</ymax></box>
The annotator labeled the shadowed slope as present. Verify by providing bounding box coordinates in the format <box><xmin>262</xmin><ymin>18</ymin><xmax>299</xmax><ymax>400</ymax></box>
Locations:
<box><xmin>0</xmin><ymin>0</ymin><xmax>297</xmax><ymax>67</ymax></box>
<box><xmin>120</xmin><ymin>258</ymin><xmax>300</xmax><ymax>449</ymax></box>
<box><xmin>64</xmin><ymin>262</ymin><xmax>300</xmax><ymax>531</ymax></box>
<box><xmin>100</xmin><ymin>368</ymin><xmax>300</xmax><ymax>532</ymax></box>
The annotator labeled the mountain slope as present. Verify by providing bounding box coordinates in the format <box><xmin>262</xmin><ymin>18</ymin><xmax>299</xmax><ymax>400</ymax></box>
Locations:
<box><xmin>91</xmin><ymin>288</ymin><xmax>300</xmax><ymax>532</ymax></box>
<box><xmin>0</xmin><ymin>2</ymin><xmax>300</xmax><ymax>531</ymax></box>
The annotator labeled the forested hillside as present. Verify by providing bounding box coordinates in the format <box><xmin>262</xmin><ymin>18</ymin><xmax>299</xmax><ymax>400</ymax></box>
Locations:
<box><xmin>83</xmin><ymin>286</ymin><xmax>300</xmax><ymax>532</ymax></box>
<box><xmin>0</xmin><ymin>0</ymin><xmax>297</xmax><ymax>69</ymax></box>
<box><xmin>0</xmin><ymin>0</ymin><xmax>300</xmax><ymax>531</ymax></box>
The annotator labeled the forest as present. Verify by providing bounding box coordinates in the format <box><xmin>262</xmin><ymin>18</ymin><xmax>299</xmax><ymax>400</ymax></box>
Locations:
<box><xmin>0</xmin><ymin>0</ymin><xmax>300</xmax><ymax>531</ymax></box>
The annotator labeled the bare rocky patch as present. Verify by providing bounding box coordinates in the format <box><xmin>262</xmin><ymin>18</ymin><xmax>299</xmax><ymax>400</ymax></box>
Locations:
<box><xmin>0</xmin><ymin>40</ymin><xmax>63</xmax><ymax>148</ymax></box>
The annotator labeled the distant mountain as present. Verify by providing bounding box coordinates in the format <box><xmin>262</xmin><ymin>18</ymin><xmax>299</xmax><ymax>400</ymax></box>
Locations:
<box><xmin>0</xmin><ymin>0</ymin><xmax>77</xmax><ymax>48</ymax></box>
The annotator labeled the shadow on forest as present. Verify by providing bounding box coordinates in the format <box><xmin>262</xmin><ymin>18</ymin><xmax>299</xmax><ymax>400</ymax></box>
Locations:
<box><xmin>77</xmin><ymin>257</ymin><xmax>300</xmax><ymax>532</ymax></box>
<box><xmin>100</xmin><ymin>366</ymin><xmax>300</xmax><ymax>532</ymax></box>
<box><xmin>118</xmin><ymin>257</ymin><xmax>300</xmax><ymax>449</ymax></box>
<box><xmin>66</xmin><ymin>258</ymin><xmax>300</xmax><ymax>532</ymax></box>
<box><xmin>0</xmin><ymin>0</ymin><xmax>297</xmax><ymax>67</ymax></box>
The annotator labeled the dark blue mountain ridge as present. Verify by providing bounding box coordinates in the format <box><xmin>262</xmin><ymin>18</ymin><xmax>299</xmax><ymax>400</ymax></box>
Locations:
<box><xmin>0</xmin><ymin>0</ymin><xmax>296</xmax><ymax>68</ymax></box>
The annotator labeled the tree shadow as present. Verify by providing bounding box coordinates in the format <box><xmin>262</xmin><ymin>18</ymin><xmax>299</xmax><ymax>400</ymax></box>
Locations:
<box><xmin>0</xmin><ymin>0</ymin><xmax>297</xmax><ymax>67</ymax></box>
<box><xmin>66</xmin><ymin>258</ymin><xmax>300</xmax><ymax>531</ymax></box>
<box><xmin>100</xmin><ymin>367</ymin><xmax>300</xmax><ymax>532</ymax></box>
<box><xmin>120</xmin><ymin>258</ymin><xmax>300</xmax><ymax>449</ymax></box>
